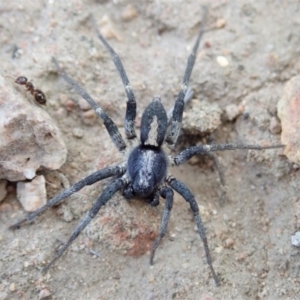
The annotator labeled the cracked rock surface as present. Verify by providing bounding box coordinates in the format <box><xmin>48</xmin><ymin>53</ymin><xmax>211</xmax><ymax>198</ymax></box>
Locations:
<box><xmin>0</xmin><ymin>75</ymin><xmax>67</xmax><ymax>181</ymax></box>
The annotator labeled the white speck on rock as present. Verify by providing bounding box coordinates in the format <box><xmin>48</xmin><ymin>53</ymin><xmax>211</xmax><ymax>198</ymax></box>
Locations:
<box><xmin>216</xmin><ymin>55</ymin><xmax>229</xmax><ymax>67</ymax></box>
<box><xmin>291</xmin><ymin>231</ymin><xmax>300</xmax><ymax>247</ymax></box>
<box><xmin>23</xmin><ymin>169</ymin><xmax>36</xmax><ymax>180</ymax></box>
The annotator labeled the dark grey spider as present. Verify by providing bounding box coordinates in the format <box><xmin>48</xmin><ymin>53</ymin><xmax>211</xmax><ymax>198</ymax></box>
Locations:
<box><xmin>10</xmin><ymin>10</ymin><xmax>283</xmax><ymax>287</ymax></box>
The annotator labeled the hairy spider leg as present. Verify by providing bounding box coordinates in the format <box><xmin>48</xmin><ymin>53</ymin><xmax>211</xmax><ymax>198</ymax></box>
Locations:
<box><xmin>53</xmin><ymin>58</ymin><xmax>126</xmax><ymax>152</ymax></box>
<box><xmin>150</xmin><ymin>186</ymin><xmax>173</xmax><ymax>265</ymax></box>
<box><xmin>168</xmin><ymin>142</ymin><xmax>284</xmax><ymax>286</ymax></box>
<box><xmin>9</xmin><ymin>164</ymin><xmax>126</xmax><ymax>229</ymax></box>
<box><xmin>166</xmin><ymin>6</ymin><xmax>207</xmax><ymax>147</ymax></box>
<box><xmin>90</xmin><ymin>14</ymin><xmax>137</xmax><ymax>141</ymax></box>
<box><xmin>173</xmin><ymin>143</ymin><xmax>284</xmax><ymax>165</ymax></box>
<box><xmin>167</xmin><ymin>176</ymin><xmax>220</xmax><ymax>287</ymax></box>
<box><xmin>167</xmin><ymin>87</ymin><xmax>194</xmax><ymax>122</ymax></box>
<box><xmin>42</xmin><ymin>176</ymin><xmax>129</xmax><ymax>273</ymax></box>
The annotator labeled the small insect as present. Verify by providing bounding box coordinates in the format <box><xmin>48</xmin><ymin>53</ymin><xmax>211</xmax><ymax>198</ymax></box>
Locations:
<box><xmin>14</xmin><ymin>76</ymin><xmax>47</xmax><ymax>105</ymax></box>
<box><xmin>10</xmin><ymin>9</ymin><xmax>283</xmax><ymax>287</ymax></box>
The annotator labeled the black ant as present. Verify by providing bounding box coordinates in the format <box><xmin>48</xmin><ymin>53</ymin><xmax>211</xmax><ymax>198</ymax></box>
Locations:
<box><xmin>14</xmin><ymin>76</ymin><xmax>47</xmax><ymax>105</ymax></box>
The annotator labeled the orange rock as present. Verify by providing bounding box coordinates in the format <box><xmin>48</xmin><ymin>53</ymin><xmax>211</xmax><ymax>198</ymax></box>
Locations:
<box><xmin>277</xmin><ymin>76</ymin><xmax>300</xmax><ymax>163</ymax></box>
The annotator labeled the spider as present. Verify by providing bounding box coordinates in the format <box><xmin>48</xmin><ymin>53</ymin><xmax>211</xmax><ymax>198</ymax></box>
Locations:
<box><xmin>10</xmin><ymin>10</ymin><xmax>283</xmax><ymax>287</ymax></box>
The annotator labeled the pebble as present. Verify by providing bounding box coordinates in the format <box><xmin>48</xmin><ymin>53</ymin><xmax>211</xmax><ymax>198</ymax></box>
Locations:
<box><xmin>235</xmin><ymin>252</ymin><xmax>248</xmax><ymax>262</ymax></box>
<box><xmin>59</xmin><ymin>93</ymin><xmax>68</xmax><ymax>104</ymax></box>
<box><xmin>148</xmin><ymin>276</ymin><xmax>155</xmax><ymax>283</ymax></box>
<box><xmin>64</xmin><ymin>99</ymin><xmax>76</xmax><ymax>112</ymax></box>
<box><xmin>78</xmin><ymin>98</ymin><xmax>91</xmax><ymax>111</ymax></box>
<box><xmin>215</xmin><ymin>246</ymin><xmax>223</xmax><ymax>254</ymax></box>
<box><xmin>0</xmin><ymin>202</ymin><xmax>13</xmax><ymax>212</ymax></box>
<box><xmin>225</xmin><ymin>104</ymin><xmax>241</xmax><ymax>121</ymax></box>
<box><xmin>24</xmin><ymin>261</ymin><xmax>29</xmax><ymax>268</ymax></box>
<box><xmin>121</xmin><ymin>4</ymin><xmax>138</xmax><ymax>22</ymax></box>
<box><xmin>216</xmin><ymin>55</ymin><xmax>229</xmax><ymax>67</ymax></box>
<box><xmin>182</xmin><ymin>99</ymin><xmax>222</xmax><ymax>135</ymax></box>
<box><xmin>224</xmin><ymin>238</ymin><xmax>235</xmax><ymax>248</ymax></box>
<box><xmin>17</xmin><ymin>175</ymin><xmax>47</xmax><ymax>212</ymax></box>
<box><xmin>38</xmin><ymin>288</ymin><xmax>51</xmax><ymax>299</ymax></box>
<box><xmin>291</xmin><ymin>231</ymin><xmax>300</xmax><ymax>247</ymax></box>
<box><xmin>57</xmin><ymin>204</ymin><xmax>74</xmax><ymax>222</ymax></box>
<box><xmin>9</xmin><ymin>283</ymin><xmax>16</xmax><ymax>292</ymax></box>
<box><xmin>99</xmin><ymin>15</ymin><xmax>121</xmax><ymax>41</ymax></box>
<box><xmin>216</xmin><ymin>18</ymin><xmax>226</xmax><ymax>28</ymax></box>
<box><xmin>72</xmin><ymin>127</ymin><xmax>84</xmax><ymax>138</ymax></box>
<box><xmin>269</xmin><ymin>116</ymin><xmax>281</xmax><ymax>134</ymax></box>
<box><xmin>198</xmin><ymin>204</ymin><xmax>210</xmax><ymax>222</ymax></box>
<box><xmin>82</xmin><ymin>109</ymin><xmax>97</xmax><ymax>126</ymax></box>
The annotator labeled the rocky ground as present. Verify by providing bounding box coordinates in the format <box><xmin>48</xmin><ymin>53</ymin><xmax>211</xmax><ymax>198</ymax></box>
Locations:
<box><xmin>1</xmin><ymin>1</ymin><xmax>300</xmax><ymax>299</ymax></box>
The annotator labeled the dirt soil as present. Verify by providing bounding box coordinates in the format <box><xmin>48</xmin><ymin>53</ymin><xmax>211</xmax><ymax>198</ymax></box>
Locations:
<box><xmin>1</xmin><ymin>1</ymin><xmax>300</xmax><ymax>299</ymax></box>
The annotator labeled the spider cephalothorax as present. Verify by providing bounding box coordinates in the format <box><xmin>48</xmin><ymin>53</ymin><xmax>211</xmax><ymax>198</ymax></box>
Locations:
<box><xmin>10</xmin><ymin>9</ymin><xmax>283</xmax><ymax>287</ymax></box>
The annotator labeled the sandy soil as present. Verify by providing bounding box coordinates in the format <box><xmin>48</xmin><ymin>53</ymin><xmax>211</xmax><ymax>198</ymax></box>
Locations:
<box><xmin>1</xmin><ymin>1</ymin><xmax>300</xmax><ymax>299</ymax></box>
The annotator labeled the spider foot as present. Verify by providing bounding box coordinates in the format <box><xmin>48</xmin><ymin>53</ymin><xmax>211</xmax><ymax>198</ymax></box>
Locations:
<box><xmin>41</xmin><ymin>258</ymin><xmax>57</xmax><ymax>274</ymax></box>
<box><xmin>9</xmin><ymin>217</ymin><xmax>31</xmax><ymax>230</ymax></box>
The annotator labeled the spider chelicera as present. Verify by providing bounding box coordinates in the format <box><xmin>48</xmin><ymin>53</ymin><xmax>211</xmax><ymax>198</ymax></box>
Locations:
<box><xmin>10</xmin><ymin>10</ymin><xmax>283</xmax><ymax>287</ymax></box>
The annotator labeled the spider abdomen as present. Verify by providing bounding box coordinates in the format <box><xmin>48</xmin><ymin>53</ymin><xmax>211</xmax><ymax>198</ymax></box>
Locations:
<box><xmin>127</xmin><ymin>145</ymin><xmax>168</xmax><ymax>198</ymax></box>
